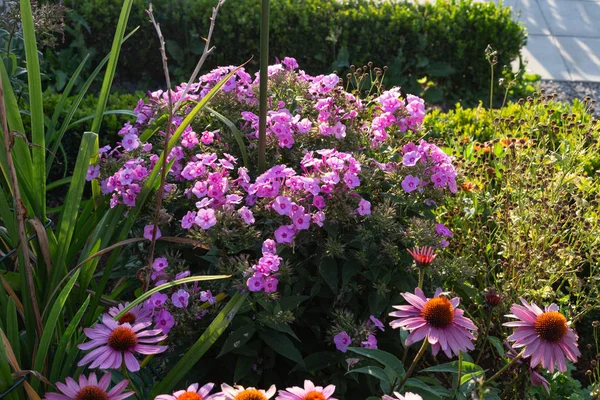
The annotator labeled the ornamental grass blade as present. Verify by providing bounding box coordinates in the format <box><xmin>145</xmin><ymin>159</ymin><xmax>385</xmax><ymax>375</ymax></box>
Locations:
<box><xmin>20</xmin><ymin>0</ymin><xmax>46</xmax><ymax>220</ymax></box>
<box><xmin>0</xmin><ymin>62</ymin><xmax>35</xmax><ymax>210</ymax></box>
<box><xmin>0</xmin><ymin>329</ymin><xmax>18</xmax><ymax>400</ymax></box>
<box><xmin>49</xmin><ymin>295</ymin><xmax>90</xmax><ymax>384</ymax></box>
<box><xmin>48</xmin><ymin>132</ymin><xmax>96</xmax><ymax>294</ymax></box>
<box><xmin>111</xmin><ymin>275</ymin><xmax>231</xmax><ymax>321</ymax></box>
<box><xmin>151</xmin><ymin>293</ymin><xmax>246</xmax><ymax>396</ymax></box>
<box><xmin>90</xmin><ymin>0</ymin><xmax>134</xmax><ymax>135</ymax></box>
<box><xmin>46</xmin><ymin>28</ymin><xmax>139</xmax><ymax>174</ymax></box>
<box><xmin>31</xmin><ymin>270</ymin><xmax>81</xmax><ymax>393</ymax></box>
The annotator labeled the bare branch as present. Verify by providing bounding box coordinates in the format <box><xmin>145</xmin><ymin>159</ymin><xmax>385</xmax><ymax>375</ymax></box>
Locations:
<box><xmin>173</xmin><ymin>0</ymin><xmax>225</xmax><ymax>113</ymax></box>
<box><xmin>144</xmin><ymin>3</ymin><xmax>174</xmax><ymax>293</ymax></box>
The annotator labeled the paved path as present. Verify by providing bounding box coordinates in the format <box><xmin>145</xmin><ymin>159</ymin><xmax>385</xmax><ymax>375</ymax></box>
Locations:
<box><xmin>487</xmin><ymin>0</ymin><xmax>600</xmax><ymax>81</ymax></box>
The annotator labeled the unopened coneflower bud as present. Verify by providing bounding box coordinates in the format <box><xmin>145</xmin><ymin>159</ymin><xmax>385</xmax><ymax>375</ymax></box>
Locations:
<box><xmin>484</xmin><ymin>289</ymin><xmax>505</xmax><ymax>308</ymax></box>
<box><xmin>407</xmin><ymin>246</ymin><xmax>436</xmax><ymax>268</ymax></box>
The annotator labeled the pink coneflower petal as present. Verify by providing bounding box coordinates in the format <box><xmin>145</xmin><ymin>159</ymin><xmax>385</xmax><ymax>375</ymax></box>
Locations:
<box><xmin>389</xmin><ymin>288</ymin><xmax>477</xmax><ymax>358</ymax></box>
<box><xmin>78</xmin><ymin>313</ymin><xmax>167</xmax><ymax>372</ymax></box>
<box><xmin>276</xmin><ymin>379</ymin><xmax>337</xmax><ymax>400</ymax></box>
<box><xmin>155</xmin><ymin>382</ymin><xmax>217</xmax><ymax>400</ymax></box>
<box><xmin>43</xmin><ymin>372</ymin><xmax>133</xmax><ymax>400</ymax></box>
<box><xmin>504</xmin><ymin>298</ymin><xmax>581</xmax><ymax>373</ymax></box>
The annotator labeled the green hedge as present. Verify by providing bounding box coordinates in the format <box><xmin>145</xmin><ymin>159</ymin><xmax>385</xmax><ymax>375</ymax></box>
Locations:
<box><xmin>59</xmin><ymin>0</ymin><xmax>526</xmax><ymax>104</ymax></box>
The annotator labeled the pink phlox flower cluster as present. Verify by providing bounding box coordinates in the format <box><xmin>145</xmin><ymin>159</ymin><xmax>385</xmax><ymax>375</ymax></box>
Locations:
<box><xmin>370</xmin><ymin>88</ymin><xmax>425</xmax><ymax>146</ymax></box>
<box><xmin>100</xmin><ymin>158</ymin><xmax>150</xmax><ymax>208</ymax></box>
<box><xmin>241</xmin><ymin>108</ymin><xmax>312</xmax><ymax>146</ymax></box>
<box><xmin>400</xmin><ymin>140</ymin><xmax>458</xmax><ymax>194</ymax></box>
<box><xmin>194</xmin><ymin>65</ymin><xmax>255</xmax><ymax>104</ymax></box>
<box><xmin>142</xmin><ymin>256</ymin><xmax>215</xmax><ymax>334</ymax></box>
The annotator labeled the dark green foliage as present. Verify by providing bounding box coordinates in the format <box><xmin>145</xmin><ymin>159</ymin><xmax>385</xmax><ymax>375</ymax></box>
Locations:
<box><xmin>58</xmin><ymin>0</ymin><xmax>526</xmax><ymax>104</ymax></box>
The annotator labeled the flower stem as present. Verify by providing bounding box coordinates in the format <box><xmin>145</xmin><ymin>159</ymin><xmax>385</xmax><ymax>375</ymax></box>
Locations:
<box><xmin>475</xmin><ymin>312</ymin><xmax>493</xmax><ymax>364</ymax></box>
<box><xmin>258</xmin><ymin>0</ymin><xmax>270</xmax><ymax>173</ymax></box>
<box><xmin>122</xmin><ymin>363</ymin><xmax>140</xmax><ymax>399</ymax></box>
<box><xmin>456</xmin><ymin>350</ymin><xmax>463</xmax><ymax>390</ymax></box>
<box><xmin>399</xmin><ymin>339</ymin><xmax>428</xmax><ymax>388</ymax></box>
<box><xmin>418</xmin><ymin>269</ymin><xmax>425</xmax><ymax>289</ymax></box>
<box><xmin>483</xmin><ymin>349</ymin><xmax>525</xmax><ymax>385</ymax></box>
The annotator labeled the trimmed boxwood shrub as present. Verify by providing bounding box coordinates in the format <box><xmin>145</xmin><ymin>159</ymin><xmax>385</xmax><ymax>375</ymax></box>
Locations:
<box><xmin>59</xmin><ymin>0</ymin><xmax>526</xmax><ymax>105</ymax></box>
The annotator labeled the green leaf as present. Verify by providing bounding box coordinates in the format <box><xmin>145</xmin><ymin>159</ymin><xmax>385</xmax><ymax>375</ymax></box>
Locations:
<box><xmin>460</xmin><ymin>370</ymin><xmax>485</xmax><ymax>387</ymax></box>
<box><xmin>233</xmin><ymin>356</ymin><xmax>254</xmax><ymax>382</ymax></box>
<box><xmin>404</xmin><ymin>378</ymin><xmax>451</xmax><ymax>399</ymax></box>
<box><xmin>341</xmin><ymin>260</ymin><xmax>361</xmax><ymax>285</ymax></box>
<box><xmin>20</xmin><ymin>0</ymin><xmax>46</xmax><ymax>220</ymax></box>
<box><xmin>347</xmin><ymin>366</ymin><xmax>391</xmax><ymax>384</ymax></box>
<box><xmin>217</xmin><ymin>324</ymin><xmax>256</xmax><ymax>357</ymax></box>
<box><xmin>151</xmin><ymin>293</ymin><xmax>246</xmax><ymax>396</ymax></box>
<box><xmin>347</xmin><ymin>347</ymin><xmax>405</xmax><ymax>376</ymax></box>
<box><xmin>206</xmin><ymin>106</ymin><xmax>249</xmax><ymax>168</ymax></box>
<box><xmin>421</xmin><ymin>361</ymin><xmax>483</xmax><ymax>375</ymax></box>
<box><xmin>294</xmin><ymin>351</ymin><xmax>338</xmax><ymax>373</ymax></box>
<box><xmin>49</xmin><ymin>295</ymin><xmax>91</xmax><ymax>384</ymax></box>
<box><xmin>319</xmin><ymin>257</ymin><xmax>338</xmax><ymax>293</ymax></box>
<box><xmin>487</xmin><ymin>336</ymin><xmax>505</xmax><ymax>357</ymax></box>
<box><xmin>31</xmin><ymin>270</ymin><xmax>81</xmax><ymax>392</ymax></box>
<box><xmin>259</xmin><ymin>330</ymin><xmax>305</xmax><ymax>366</ymax></box>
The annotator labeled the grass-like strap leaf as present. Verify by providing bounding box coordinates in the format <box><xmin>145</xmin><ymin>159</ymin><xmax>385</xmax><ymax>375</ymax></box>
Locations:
<box><xmin>206</xmin><ymin>106</ymin><xmax>249</xmax><ymax>168</ymax></box>
<box><xmin>347</xmin><ymin>347</ymin><xmax>405</xmax><ymax>376</ymax></box>
<box><xmin>46</xmin><ymin>28</ymin><xmax>139</xmax><ymax>173</ymax></box>
<box><xmin>90</xmin><ymin>0</ymin><xmax>134</xmax><ymax>135</ymax></box>
<box><xmin>5</xmin><ymin>298</ymin><xmax>20</xmax><ymax>367</ymax></box>
<box><xmin>49</xmin><ymin>132</ymin><xmax>97</xmax><ymax>292</ymax></box>
<box><xmin>31</xmin><ymin>270</ymin><xmax>81</xmax><ymax>393</ymax></box>
<box><xmin>45</xmin><ymin>55</ymin><xmax>89</xmax><ymax>146</ymax></box>
<box><xmin>20</xmin><ymin>0</ymin><xmax>46</xmax><ymax>220</ymax></box>
<box><xmin>112</xmin><ymin>275</ymin><xmax>231</xmax><ymax>321</ymax></box>
<box><xmin>0</xmin><ymin>61</ymin><xmax>35</xmax><ymax>212</ymax></box>
<box><xmin>151</xmin><ymin>293</ymin><xmax>246</xmax><ymax>396</ymax></box>
<box><xmin>49</xmin><ymin>295</ymin><xmax>90</xmax><ymax>384</ymax></box>
<box><xmin>66</xmin><ymin>110</ymin><xmax>137</xmax><ymax>131</ymax></box>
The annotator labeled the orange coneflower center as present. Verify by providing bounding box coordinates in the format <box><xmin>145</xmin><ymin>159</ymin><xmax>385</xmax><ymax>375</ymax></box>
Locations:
<box><xmin>118</xmin><ymin>312</ymin><xmax>137</xmax><ymax>325</ymax></box>
<box><xmin>108</xmin><ymin>326</ymin><xmax>138</xmax><ymax>351</ymax></box>
<box><xmin>421</xmin><ymin>297</ymin><xmax>454</xmax><ymax>328</ymax></box>
<box><xmin>535</xmin><ymin>311</ymin><xmax>568</xmax><ymax>343</ymax></box>
<box><xmin>233</xmin><ymin>389</ymin><xmax>268</xmax><ymax>400</ymax></box>
<box><xmin>177</xmin><ymin>393</ymin><xmax>203</xmax><ymax>400</ymax></box>
<box><xmin>74</xmin><ymin>386</ymin><xmax>109</xmax><ymax>400</ymax></box>
<box><xmin>303</xmin><ymin>392</ymin><xmax>327</xmax><ymax>400</ymax></box>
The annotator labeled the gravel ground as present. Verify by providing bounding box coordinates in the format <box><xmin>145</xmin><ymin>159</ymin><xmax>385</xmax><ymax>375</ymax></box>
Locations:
<box><xmin>538</xmin><ymin>80</ymin><xmax>600</xmax><ymax>115</ymax></box>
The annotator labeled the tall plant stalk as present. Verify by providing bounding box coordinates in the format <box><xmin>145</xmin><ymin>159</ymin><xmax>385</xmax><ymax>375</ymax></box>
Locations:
<box><xmin>258</xmin><ymin>0</ymin><xmax>270</xmax><ymax>173</ymax></box>
<box><xmin>0</xmin><ymin>71</ymin><xmax>43</xmax><ymax>341</ymax></box>
<box><xmin>144</xmin><ymin>4</ymin><xmax>174</xmax><ymax>293</ymax></box>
